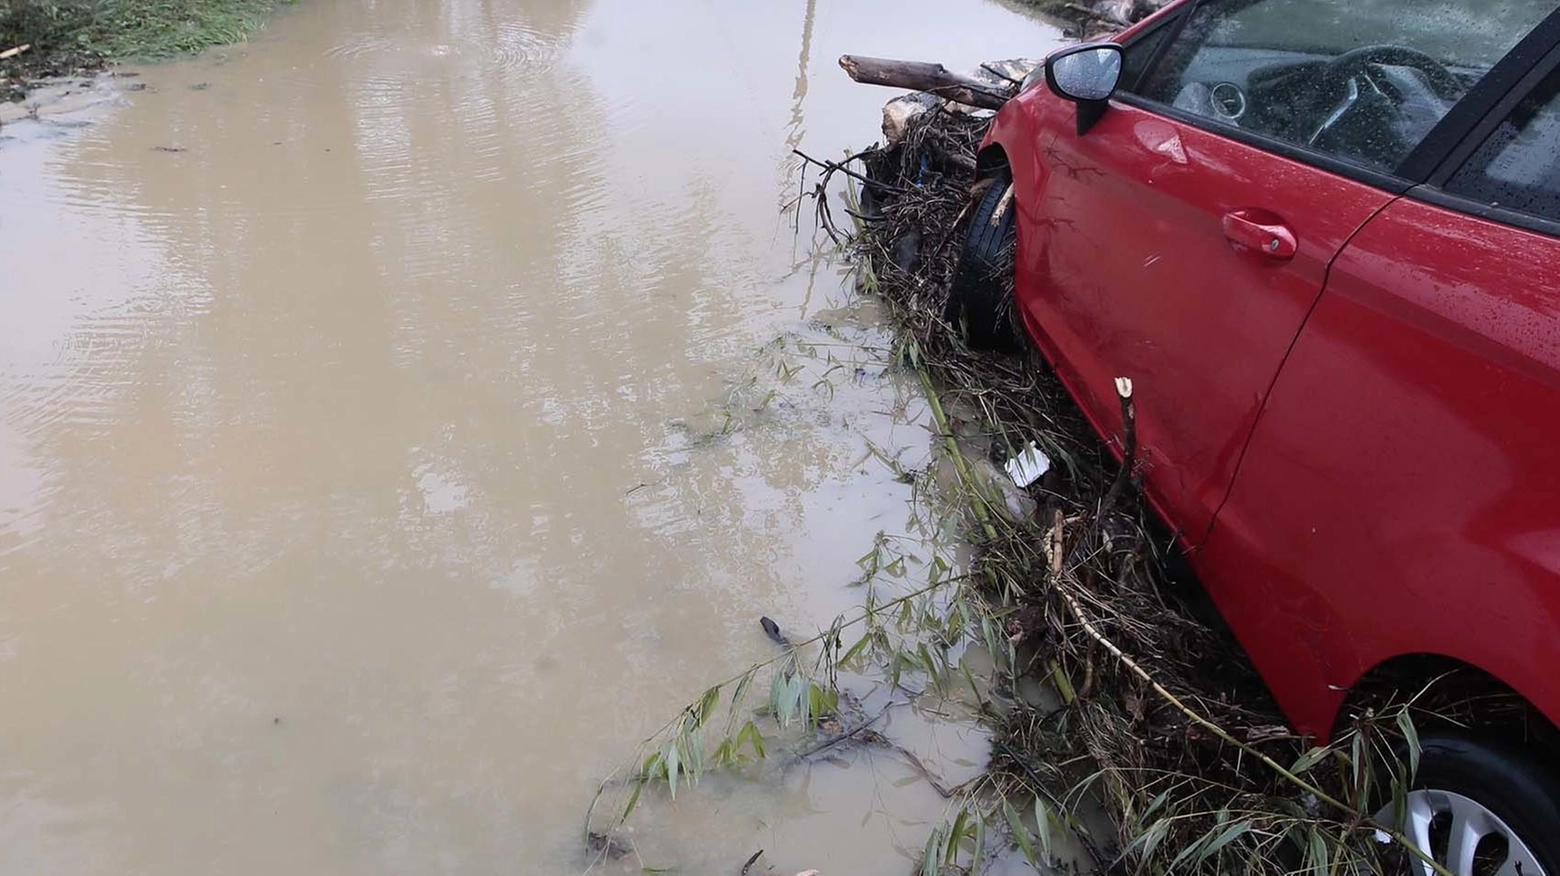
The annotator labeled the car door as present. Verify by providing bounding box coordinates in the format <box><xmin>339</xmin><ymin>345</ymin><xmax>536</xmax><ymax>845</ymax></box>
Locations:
<box><xmin>1200</xmin><ymin>53</ymin><xmax>1560</xmax><ymax>736</ymax></box>
<box><xmin>1023</xmin><ymin>0</ymin><xmax>1549</xmax><ymax>546</ymax></box>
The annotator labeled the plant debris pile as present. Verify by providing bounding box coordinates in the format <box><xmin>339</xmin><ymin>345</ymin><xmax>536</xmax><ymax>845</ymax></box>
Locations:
<box><xmin>839</xmin><ymin>104</ymin><xmax>1432</xmax><ymax>874</ymax></box>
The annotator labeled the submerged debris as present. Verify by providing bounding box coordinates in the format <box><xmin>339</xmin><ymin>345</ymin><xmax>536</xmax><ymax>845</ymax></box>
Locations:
<box><xmin>836</xmin><ymin>91</ymin><xmax>1445</xmax><ymax>875</ymax></box>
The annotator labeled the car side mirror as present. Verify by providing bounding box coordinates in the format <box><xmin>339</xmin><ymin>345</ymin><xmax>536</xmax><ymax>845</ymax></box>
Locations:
<box><xmin>1045</xmin><ymin>43</ymin><xmax>1123</xmax><ymax>135</ymax></box>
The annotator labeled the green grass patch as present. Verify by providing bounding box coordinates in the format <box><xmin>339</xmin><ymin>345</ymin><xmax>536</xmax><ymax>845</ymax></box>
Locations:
<box><xmin>1</xmin><ymin>0</ymin><xmax>287</xmax><ymax>67</ymax></box>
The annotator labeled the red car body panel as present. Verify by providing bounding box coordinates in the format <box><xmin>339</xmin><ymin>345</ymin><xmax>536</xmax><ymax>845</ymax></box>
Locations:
<box><xmin>984</xmin><ymin>0</ymin><xmax>1560</xmax><ymax>737</ymax></box>
<box><xmin>1017</xmin><ymin>99</ymin><xmax>1393</xmax><ymax>547</ymax></box>
<box><xmin>1203</xmin><ymin>197</ymin><xmax>1560</xmax><ymax>735</ymax></box>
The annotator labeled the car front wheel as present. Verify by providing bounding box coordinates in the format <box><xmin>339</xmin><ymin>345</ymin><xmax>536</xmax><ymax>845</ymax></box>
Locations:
<box><xmin>1378</xmin><ymin>734</ymin><xmax>1560</xmax><ymax>876</ymax></box>
<box><xmin>947</xmin><ymin>170</ymin><xmax>1018</xmax><ymax>351</ymax></box>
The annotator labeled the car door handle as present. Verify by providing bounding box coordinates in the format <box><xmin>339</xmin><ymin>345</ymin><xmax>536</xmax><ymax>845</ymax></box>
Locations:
<box><xmin>1222</xmin><ymin>211</ymin><xmax>1297</xmax><ymax>260</ymax></box>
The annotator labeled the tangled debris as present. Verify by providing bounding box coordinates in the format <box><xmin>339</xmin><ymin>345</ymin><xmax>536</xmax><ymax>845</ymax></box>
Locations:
<box><xmin>588</xmin><ymin>48</ymin><xmax>1529</xmax><ymax>876</ymax></box>
<box><xmin>831</xmin><ymin>92</ymin><xmax>1454</xmax><ymax>875</ymax></box>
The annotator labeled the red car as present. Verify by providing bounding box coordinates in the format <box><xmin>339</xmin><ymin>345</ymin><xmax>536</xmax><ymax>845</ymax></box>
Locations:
<box><xmin>950</xmin><ymin>0</ymin><xmax>1560</xmax><ymax>868</ymax></box>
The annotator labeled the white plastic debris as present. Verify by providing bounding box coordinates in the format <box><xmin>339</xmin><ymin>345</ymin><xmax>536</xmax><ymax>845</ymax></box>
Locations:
<box><xmin>1004</xmin><ymin>441</ymin><xmax>1051</xmax><ymax>488</ymax></box>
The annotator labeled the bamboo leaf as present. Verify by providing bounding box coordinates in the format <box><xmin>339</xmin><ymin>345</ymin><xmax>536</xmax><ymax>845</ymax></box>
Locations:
<box><xmin>1142</xmin><ymin>789</ymin><xmax>1171</xmax><ymax>821</ymax></box>
<box><xmin>688</xmin><ymin>730</ymin><xmax>706</xmax><ymax>779</ymax></box>
<box><xmin>948</xmin><ymin>809</ymin><xmax>970</xmax><ymax>866</ymax></box>
<box><xmin>1396</xmin><ymin>707</ymin><xmax>1422</xmax><ymax>778</ymax></box>
<box><xmin>771</xmin><ymin>672</ymin><xmax>793</xmax><ymax>726</ymax></box>
<box><xmin>622</xmin><ymin>776</ymin><xmax>646</xmax><ymax>822</ymax></box>
<box><xmin>1290</xmin><ymin>745</ymin><xmax>1329</xmax><ymax>775</ymax></box>
<box><xmin>1169</xmin><ymin>830</ymin><xmax>1210</xmax><ymax>872</ymax></box>
<box><xmin>1002</xmin><ymin>799</ymin><xmax>1036</xmax><ymax>866</ymax></box>
<box><xmin>922</xmin><ymin>825</ymin><xmax>944</xmax><ymax>876</ymax></box>
<box><xmin>840</xmin><ymin>634</ymin><xmax>874</xmax><ymax>668</ymax></box>
<box><xmin>1351</xmin><ymin>730</ymin><xmax>1371</xmax><ymax>802</ymax></box>
<box><xmin>696</xmin><ymin>685</ymin><xmax>721</xmax><ymax>726</ymax></box>
<box><xmin>972</xmin><ymin>816</ymin><xmax>986</xmax><ymax>871</ymax></box>
<box><xmin>1049</xmin><ymin>661</ymin><xmax>1076</xmax><ymax>704</ymax></box>
<box><xmin>665</xmin><ymin>742</ymin><xmax>681</xmax><ymax>800</ymax></box>
<box><xmin>740</xmin><ymin>720</ymin><xmax>766</xmax><ymax>759</ymax></box>
<box><xmin>1135</xmin><ymin>818</ymin><xmax>1171</xmax><ymax>863</ymax></box>
<box><xmin>1306</xmin><ymin>827</ymin><xmax>1329</xmax><ymax>876</ymax></box>
<box><xmin>1197</xmin><ymin>818</ymin><xmax>1253</xmax><ymax>862</ymax></box>
<box><xmin>1033</xmin><ymin>795</ymin><xmax>1054</xmax><ymax>858</ymax></box>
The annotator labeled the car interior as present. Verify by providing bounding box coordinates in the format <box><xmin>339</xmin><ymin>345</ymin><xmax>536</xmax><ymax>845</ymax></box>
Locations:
<box><xmin>1166</xmin><ymin>46</ymin><xmax>1471</xmax><ymax>171</ymax></box>
<box><xmin>1135</xmin><ymin>0</ymin><xmax>1556</xmax><ymax>173</ymax></box>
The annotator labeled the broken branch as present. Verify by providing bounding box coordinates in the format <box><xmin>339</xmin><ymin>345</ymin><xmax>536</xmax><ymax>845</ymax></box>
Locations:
<box><xmin>838</xmin><ymin>54</ymin><xmax>1012</xmax><ymax>110</ymax></box>
<box><xmin>1100</xmin><ymin>376</ymin><xmax>1136</xmax><ymax>513</ymax></box>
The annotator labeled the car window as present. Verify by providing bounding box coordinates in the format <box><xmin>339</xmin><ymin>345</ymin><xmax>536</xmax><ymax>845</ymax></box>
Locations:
<box><xmin>1445</xmin><ymin>65</ymin><xmax>1560</xmax><ymax>223</ymax></box>
<box><xmin>1128</xmin><ymin>0</ymin><xmax>1554</xmax><ymax>173</ymax></box>
<box><xmin>1120</xmin><ymin>17</ymin><xmax>1173</xmax><ymax>92</ymax></box>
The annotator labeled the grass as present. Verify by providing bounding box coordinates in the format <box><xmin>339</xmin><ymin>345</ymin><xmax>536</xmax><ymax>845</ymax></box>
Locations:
<box><xmin>0</xmin><ymin>0</ymin><xmax>285</xmax><ymax>71</ymax></box>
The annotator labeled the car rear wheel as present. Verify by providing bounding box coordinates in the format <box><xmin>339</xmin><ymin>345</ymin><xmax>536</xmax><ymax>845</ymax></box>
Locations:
<box><xmin>1376</xmin><ymin>734</ymin><xmax>1560</xmax><ymax>876</ymax></box>
<box><xmin>947</xmin><ymin>170</ymin><xmax>1018</xmax><ymax>351</ymax></box>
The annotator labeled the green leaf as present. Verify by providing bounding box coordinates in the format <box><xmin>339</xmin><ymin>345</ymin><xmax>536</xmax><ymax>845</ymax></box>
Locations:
<box><xmin>1306</xmin><ymin>827</ymin><xmax>1329</xmax><ymax>876</ymax></box>
<box><xmin>730</xmin><ymin>672</ymin><xmax>754</xmax><ymax>714</ymax></box>
<box><xmin>948</xmin><ymin>809</ymin><xmax>970</xmax><ymax>865</ymax></box>
<box><xmin>622</xmin><ymin>776</ymin><xmax>646</xmax><ymax>822</ymax></box>
<box><xmin>1033</xmin><ymin>795</ymin><xmax>1054</xmax><ymax>858</ymax></box>
<box><xmin>1142</xmin><ymin>789</ymin><xmax>1171</xmax><ymax>821</ymax></box>
<box><xmin>921</xmin><ymin>825</ymin><xmax>944</xmax><ymax>876</ymax></box>
<box><xmin>918</xmin><ymin>643</ymin><xmax>938</xmax><ymax>679</ymax></box>
<box><xmin>1049</xmin><ymin>661</ymin><xmax>1076</xmax><ymax>704</ymax></box>
<box><xmin>1351</xmin><ymin>729</ymin><xmax>1371</xmax><ymax>802</ymax></box>
<box><xmin>972</xmin><ymin>816</ymin><xmax>986</xmax><ymax>871</ymax></box>
<box><xmin>1197</xmin><ymin>818</ymin><xmax>1253</xmax><ymax>862</ymax></box>
<box><xmin>739</xmin><ymin>720</ymin><xmax>766</xmax><ymax>759</ymax></box>
<box><xmin>1396</xmin><ymin>707</ymin><xmax>1422</xmax><ymax>778</ymax></box>
<box><xmin>1002</xmin><ymin>799</ymin><xmax>1036</xmax><ymax>865</ymax></box>
<box><xmin>1169</xmin><ymin>830</ymin><xmax>1210</xmax><ymax>872</ymax></box>
<box><xmin>1290</xmin><ymin>745</ymin><xmax>1329</xmax><ymax>775</ymax></box>
<box><xmin>665</xmin><ymin>741</ymin><xmax>681</xmax><ymax>800</ymax></box>
<box><xmin>696</xmin><ymin>685</ymin><xmax>721</xmax><ymax>726</ymax></box>
<box><xmin>840</xmin><ymin>634</ymin><xmax>874</xmax><ymax>668</ymax></box>
<box><xmin>1135</xmin><ymin>819</ymin><xmax>1171</xmax><ymax>863</ymax></box>
<box><xmin>771</xmin><ymin>672</ymin><xmax>793</xmax><ymax>726</ymax></box>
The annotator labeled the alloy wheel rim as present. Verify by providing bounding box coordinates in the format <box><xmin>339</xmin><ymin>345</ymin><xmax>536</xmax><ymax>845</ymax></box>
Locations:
<box><xmin>1379</xmin><ymin>789</ymin><xmax>1547</xmax><ymax>876</ymax></box>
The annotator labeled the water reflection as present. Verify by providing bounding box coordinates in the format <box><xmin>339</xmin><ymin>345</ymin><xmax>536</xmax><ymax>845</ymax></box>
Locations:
<box><xmin>0</xmin><ymin>0</ymin><xmax>1061</xmax><ymax>872</ymax></box>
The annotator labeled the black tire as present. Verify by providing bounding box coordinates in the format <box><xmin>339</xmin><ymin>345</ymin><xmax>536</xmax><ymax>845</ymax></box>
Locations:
<box><xmin>1388</xmin><ymin>734</ymin><xmax>1560</xmax><ymax>875</ymax></box>
<box><xmin>947</xmin><ymin>171</ymin><xmax>1018</xmax><ymax>351</ymax></box>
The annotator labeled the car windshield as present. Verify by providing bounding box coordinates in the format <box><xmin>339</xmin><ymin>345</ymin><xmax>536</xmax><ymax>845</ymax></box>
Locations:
<box><xmin>1205</xmin><ymin>0</ymin><xmax>1557</xmax><ymax>71</ymax></box>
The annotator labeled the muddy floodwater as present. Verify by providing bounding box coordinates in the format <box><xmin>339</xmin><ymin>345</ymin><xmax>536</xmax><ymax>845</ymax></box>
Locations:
<box><xmin>0</xmin><ymin>2</ymin><xmax>1061</xmax><ymax>873</ymax></box>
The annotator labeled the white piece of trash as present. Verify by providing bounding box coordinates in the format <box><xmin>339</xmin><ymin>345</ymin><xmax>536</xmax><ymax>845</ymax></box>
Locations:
<box><xmin>1004</xmin><ymin>441</ymin><xmax>1051</xmax><ymax>488</ymax></box>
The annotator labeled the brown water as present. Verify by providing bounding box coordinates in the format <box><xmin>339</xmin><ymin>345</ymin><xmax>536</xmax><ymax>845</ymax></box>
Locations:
<box><xmin>0</xmin><ymin>2</ymin><xmax>1061</xmax><ymax>873</ymax></box>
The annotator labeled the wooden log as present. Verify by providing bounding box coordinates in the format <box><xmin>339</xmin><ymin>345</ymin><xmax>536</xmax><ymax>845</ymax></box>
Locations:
<box><xmin>0</xmin><ymin>44</ymin><xmax>32</xmax><ymax>61</ymax></box>
<box><xmin>838</xmin><ymin>54</ymin><xmax>1013</xmax><ymax>110</ymax></box>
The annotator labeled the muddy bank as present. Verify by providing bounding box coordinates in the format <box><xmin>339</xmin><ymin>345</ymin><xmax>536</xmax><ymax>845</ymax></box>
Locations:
<box><xmin>0</xmin><ymin>0</ymin><xmax>286</xmax><ymax>104</ymax></box>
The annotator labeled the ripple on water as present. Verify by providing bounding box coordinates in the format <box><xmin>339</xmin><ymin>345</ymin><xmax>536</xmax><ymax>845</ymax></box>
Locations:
<box><xmin>323</xmin><ymin>21</ymin><xmax>566</xmax><ymax>77</ymax></box>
